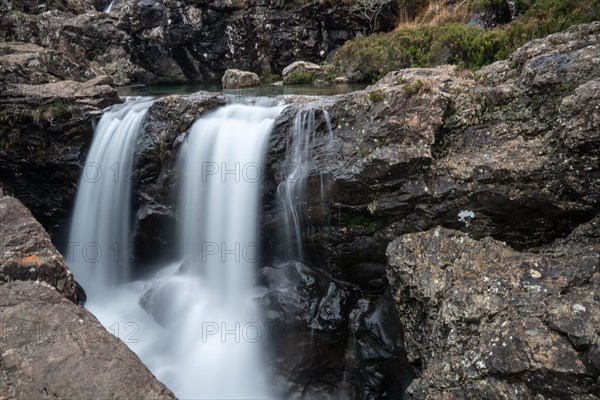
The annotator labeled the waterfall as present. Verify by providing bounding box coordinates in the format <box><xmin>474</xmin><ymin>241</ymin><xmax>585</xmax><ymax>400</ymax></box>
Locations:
<box><xmin>276</xmin><ymin>107</ymin><xmax>333</xmax><ymax>261</ymax></box>
<box><xmin>67</xmin><ymin>98</ymin><xmax>284</xmax><ymax>399</ymax></box>
<box><xmin>165</xmin><ymin>103</ymin><xmax>283</xmax><ymax>398</ymax></box>
<box><xmin>67</xmin><ymin>99</ymin><xmax>152</xmax><ymax>300</ymax></box>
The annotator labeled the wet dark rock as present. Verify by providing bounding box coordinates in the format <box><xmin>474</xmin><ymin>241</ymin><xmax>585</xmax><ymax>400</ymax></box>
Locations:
<box><xmin>349</xmin><ymin>294</ymin><xmax>415</xmax><ymax>399</ymax></box>
<box><xmin>0</xmin><ymin>192</ymin><xmax>79</xmax><ymax>302</ymax></box>
<box><xmin>259</xmin><ymin>261</ymin><xmax>360</xmax><ymax>332</ymax></box>
<box><xmin>259</xmin><ymin>261</ymin><xmax>414</xmax><ymax>399</ymax></box>
<box><xmin>0</xmin><ymin>280</ymin><xmax>175</xmax><ymax>399</ymax></box>
<box><xmin>132</xmin><ymin>91</ymin><xmax>225</xmax><ymax>264</ymax></box>
<box><xmin>386</xmin><ymin>220</ymin><xmax>599</xmax><ymax>398</ymax></box>
<box><xmin>0</xmin><ymin>81</ymin><xmax>121</xmax><ymax>235</ymax></box>
<box><xmin>258</xmin><ymin>261</ymin><xmax>359</xmax><ymax>397</ymax></box>
<box><xmin>264</xmin><ymin>21</ymin><xmax>600</xmax><ymax>287</ymax></box>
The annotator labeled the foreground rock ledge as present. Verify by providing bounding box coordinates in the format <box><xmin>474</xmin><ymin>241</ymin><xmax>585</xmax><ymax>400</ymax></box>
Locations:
<box><xmin>386</xmin><ymin>220</ymin><xmax>599</xmax><ymax>398</ymax></box>
<box><xmin>0</xmin><ymin>191</ymin><xmax>78</xmax><ymax>302</ymax></box>
<box><xmin>0</xmin><ymin>281</ymin><xmax>175</xmax><ymax>399</ymax></box>
<box><xmin>0</xmin><ymin>191</ymin><xmax>174</xmax><ymax>398</ymax></box>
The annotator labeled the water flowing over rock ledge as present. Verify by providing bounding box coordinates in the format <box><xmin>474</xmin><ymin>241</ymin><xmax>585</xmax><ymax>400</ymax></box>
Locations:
<box><xmin>0</xmin><ymin>21</ymin><xmax>598</xmax><ymax>399</ymax></box>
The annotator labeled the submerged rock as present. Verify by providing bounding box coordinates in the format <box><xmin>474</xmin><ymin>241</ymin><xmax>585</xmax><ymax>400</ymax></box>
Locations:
<box><xmin>386</xmin><ymin>221</ymin><xmax>599</xmax><ymax>398</ymax></box>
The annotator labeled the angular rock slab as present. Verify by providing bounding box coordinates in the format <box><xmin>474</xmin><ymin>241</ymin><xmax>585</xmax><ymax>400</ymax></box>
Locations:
<box><xmin>0</xmin><ymin>281</ymin><xmax>175</xmax><ymax>399</ymax></box>
<box><xmin>0</xmin><ymin>193</ymin><xmax>78</xmax><ymax>302</ymax></box>
<box><xmin>386</xmin><ymin>222</ymin><xmax>599</xmax><ymax>398</ymax></box>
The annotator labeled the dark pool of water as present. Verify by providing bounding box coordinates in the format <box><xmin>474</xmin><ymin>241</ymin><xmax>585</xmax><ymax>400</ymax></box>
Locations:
<box><xmin>116</xmin><ymin>82</ymin><xmax>367</xmax><ymax>99</ymax></box>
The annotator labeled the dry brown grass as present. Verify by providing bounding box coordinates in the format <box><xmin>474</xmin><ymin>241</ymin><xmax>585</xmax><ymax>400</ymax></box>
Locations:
<box><xmin>395</xmin><ymin>0</ymin><xmax>472</xmax><ymax>30</ymax></box>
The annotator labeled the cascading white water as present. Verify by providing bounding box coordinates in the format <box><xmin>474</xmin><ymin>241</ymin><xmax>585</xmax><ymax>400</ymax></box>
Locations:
<box><xmin>164</xmin><ymin>103</ymin><xmax>284</xmax><ymax>398</ymax></box>
<box><xmin>67</xmin><ymin>99</ymin><xmax>153</xmax><ymax>300</ymax></box>
<box><xmin>276</xmin><ymin>107</ymin><xmax>333</xmax><ymax>261</ymax></box>
<box><xmin>104</xmin><ymin>0</ymin><xmax>114</xmax><ymax>13</ymax></box>
<box><xmin>67</xmin><ymin>100</ymin><xmax>284</xmax><ymax>399</ymax></box>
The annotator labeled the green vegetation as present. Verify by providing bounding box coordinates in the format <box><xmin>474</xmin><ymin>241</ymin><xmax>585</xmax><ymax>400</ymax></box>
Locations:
<box><xmin>403</xmin><ymin>79</ymin><xmax>424</xmax><ymax>95</ymax></box>
<box><xmin>347</xmin><ymin>213</ymin><xmax>383</xmax><ymax>234</ymax></box>
<box><xmin>369</xmin><ymin>89</ymin><xmax>386</xmax><ymax>102</ymax></box>
<box><xmin>260</xmin><ymin>71</ymin><xmax>282</xmax><ymax>84</ymax></box>
<box><xmin>330</xmin><ymin>0</ymin><xmax>600</xmax><ymax>82</ymax></box>
<box><xmin>31</xmin><ymin>101</ymin><xmax>71</xmax><ymax>126</ymax></box>
<box><xmin>285</xmin><ymin>70</ymin><xmax>317</xmax><ymax>85</ymax></box>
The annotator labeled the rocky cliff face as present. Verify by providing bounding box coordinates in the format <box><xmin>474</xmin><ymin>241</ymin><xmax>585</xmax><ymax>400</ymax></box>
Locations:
<box><xmin>264</xmin><ymin>21</ymin><xmax>599</xmax><ymax>285</ymax></box>
<box><xmin>258</xmin><ymin>21</ymin><xmax>599</xmax><ymax>397</ymax></box>
<box><xmin>1</xmin><ymin>0</ymin><xmax>398</xmax><ymax>85</ymax></box>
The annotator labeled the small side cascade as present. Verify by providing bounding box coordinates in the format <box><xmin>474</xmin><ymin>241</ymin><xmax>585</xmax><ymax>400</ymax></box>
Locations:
<box><xmin>276</xmin><ymin>106</ymin><xmax>334</xmax><ymax>262</ymax></box>
<box><xmin>104</xmin><ymin>0</ymin><xmax>114</xmax><ymax>12</ymax></box>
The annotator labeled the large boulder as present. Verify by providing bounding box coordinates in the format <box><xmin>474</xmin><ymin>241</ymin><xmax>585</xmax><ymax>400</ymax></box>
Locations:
<box><xmin>221</xmin><ymin>68</ymin><xmax>260</xmax><ymax>89</ymax></box>
<box><xmin>0</xmin><ymin>192</ymin><xmax>79</xmax><ymax>302</ymax></box>
<box><xmin>0</xmin><ymin>280</ymin><xmax>175</xmax><ymax>399</ymax></box>
<box><xmin>386</xmin><ymin>220</ymin><xmax>599</xmax><ymax>398</ymax></box>
<box><xmin>282</xmin><ymin>61</ymin><xmax>323</xmax><ymax>84</ymax></box>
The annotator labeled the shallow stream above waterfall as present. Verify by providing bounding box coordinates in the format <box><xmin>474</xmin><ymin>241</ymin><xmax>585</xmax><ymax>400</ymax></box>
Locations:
<box><xmin>116</xmin><ymin>82</ymin><xmax>367</xmax><ymax>98</ymax></box>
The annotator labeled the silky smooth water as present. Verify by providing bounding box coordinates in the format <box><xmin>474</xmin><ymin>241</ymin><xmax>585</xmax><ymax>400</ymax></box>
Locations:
<box><xmin>68</xmin><ymin>99</ymin><xmax>284</xmax><ymax>399</ymax></box>
<box><xmin>67</xmin><ymin>98</ymin><xmax>153</xmax><ymax>300</ymax></box>
<box><xmin>276</xmin><ymin>107</ymin><xmax>333</xmax><ymax>261</ymax></box>
<box><xmin>167</xmin><ymin>103</ymin><xmax>284</xmax><ymax>397</ymax></box>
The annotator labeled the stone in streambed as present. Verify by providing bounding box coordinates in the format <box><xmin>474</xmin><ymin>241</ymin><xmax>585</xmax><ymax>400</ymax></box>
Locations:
<box><xmin>222</xmin><ymin>69</ymin><xmax>260</xmax><ymax>89</ymax></box>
